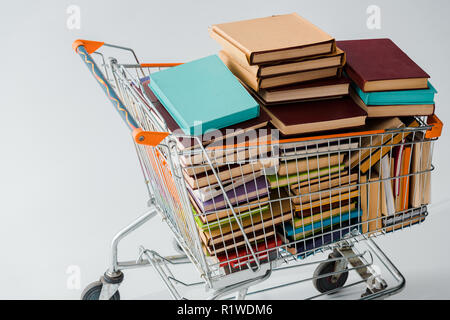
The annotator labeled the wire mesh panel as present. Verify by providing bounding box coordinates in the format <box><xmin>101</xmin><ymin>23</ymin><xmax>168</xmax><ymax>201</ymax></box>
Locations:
<box><xmin>100</xmin><ymin>59</ymin><xmax>437</xmax><ymax>286</ymax></box>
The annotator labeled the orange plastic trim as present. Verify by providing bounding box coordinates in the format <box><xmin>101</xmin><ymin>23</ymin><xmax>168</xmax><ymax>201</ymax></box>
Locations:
<box><xmin>140</xmin><ymin>63</ymin><xmax>183</xmax><ymax>68</ymax></box>
<box><xmin>207</xmin><ymin>129</ymin><xmax>386</xmax><ymax>150</ymax></box>
<box><xmin>425</xmin><ymin>114</ymin><xmax>443</xmax><ymax>139</ymax></box>
<box><xmin>72</xmin><ymin>39</ymin><xmax>104</xmax><ymax>54</ymax></box>
<box><xmin>132</xmin><ymin>128</ymin><xmax>169</xmax><ymax>146</ymax></box>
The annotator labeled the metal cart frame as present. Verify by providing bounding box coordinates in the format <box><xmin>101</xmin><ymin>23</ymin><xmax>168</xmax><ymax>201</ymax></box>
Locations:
<box><xmin>73</xmin><ymin>40</ymin><xmax>442</xmax><ymax>300</ymax></box>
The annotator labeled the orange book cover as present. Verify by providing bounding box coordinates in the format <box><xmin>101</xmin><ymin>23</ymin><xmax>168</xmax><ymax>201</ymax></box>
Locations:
<box><xmin>400</xmin><ymin>146</ymin><xmax>412</xmax><ymax>210</ymax></box>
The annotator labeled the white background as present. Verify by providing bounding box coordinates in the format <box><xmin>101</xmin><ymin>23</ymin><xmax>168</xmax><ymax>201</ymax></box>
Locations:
<box><xmin>1</xmin><ymin>0</ymin><xmax>449</xmax><ymax>299</ymax></box>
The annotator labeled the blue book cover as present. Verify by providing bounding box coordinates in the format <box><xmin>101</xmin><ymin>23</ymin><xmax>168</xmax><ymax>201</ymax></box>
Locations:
<box><xmin>352</xmin><ymin>81</ymin><xmax>437</xmax><ymax>106</ymax></box>
<box><xmin>284</xmin><ymin>209</ymin><xmax>361</xmax><ymax>237</ymax></box>
<box><xmin>149</xmin><ymin>55</ymin><xmax>259</xmax><ymax>135</ymax></box>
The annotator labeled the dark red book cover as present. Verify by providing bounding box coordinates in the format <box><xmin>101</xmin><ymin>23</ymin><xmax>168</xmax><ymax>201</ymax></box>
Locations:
<box><xmin>217</xmin><ymin>236</ymin><xmax>281</xmax><ymax>268</ymax></box>
<box><xmin>265</xmin><ymin>96</ymin><xmax>367</xmax><ymax>127</ymax></box>
<box><xmin>336</xmin><ymin>39</ymin><xmax>429</xmax><ymax>88</ymax></box>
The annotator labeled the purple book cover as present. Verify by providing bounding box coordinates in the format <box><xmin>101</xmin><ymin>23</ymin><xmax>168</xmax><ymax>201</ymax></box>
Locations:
<box><xmin>190</xmin><ymin>176</ymin><xmax>269</xmax><ymax>212</ymax></box>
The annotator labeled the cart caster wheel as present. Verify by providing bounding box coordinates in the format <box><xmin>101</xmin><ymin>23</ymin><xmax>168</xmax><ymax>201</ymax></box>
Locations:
<box><xmin>81</xmin><ymin>281</ymin><xmax>120</xmax><ymax>300</ymax></box>
<box><xmin>313</xmin><ymin>256</ymin><xmax>349</xmax><ymax>294</ymax></box>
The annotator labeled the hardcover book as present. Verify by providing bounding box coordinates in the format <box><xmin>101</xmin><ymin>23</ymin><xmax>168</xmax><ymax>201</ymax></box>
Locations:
<box><xmin>347</xmin><ymin>117</ymin><xmax>404</xmax><ymax>169</ymax></box>
<box><xmin>210</xmin><ymin>13</ymin><xmax>335</xmax><ymax>65</ymax></box>
<box><xmin>149</xmin><ymin>55</ymin><xmax>259</xmax><ymax>135</ymax></box>
<box><xmin>140</xmin><ymin>77</ymin><xmax>269</xmax><ymax>151</ymax></box>
<box><xmin>352</xmin><ymin>81</ymin><xmax>437</xmax><ymax>106</ymax></box>
<box><xmin>280</xmin><ymin>217</ymin><xmax>359</xmax><ymax>256</ymax></box>
<box><xmin>258</xmin><ymin>77</ymin><xmax>350</xmax><ymax>104</ymax></box>
<box><xmin>266</xmin><ymin>164</ymin><xmax>345</xmax><ymax>189</ymax></box>
<box><xmin>284</xmin><ymin>209</ymin><xmax>361</xmax><ymax>240</ymax></box>
<box><xmin>204</xmin><ymin>228</ymin><xmax>276</xmax><ymax>256</ymax></box>
<box><xmin>337</xmin><ymin>39</ymin><xmax>430</xmax><ymax>92</ymax></box>
<box><xmin>191</xmin><ymin>195</ymin><xmax>270</xmax><ymax>223</ymax></box>
<box><xmin>261</xmin><ymin>96</ymin><xmax>367</xmax><ymax>136</ymax></box>
<box><xmin>188</xmin><ymin>176</ymin><xmax>269</xmax><ymax>212</ymax></box>
<box><xmin>220</xmin><ymin>47</ymin><xmax>345</xmax><ymax>78</ymax></box>
<box><xmin>216</xmin><ymin>237</ymin><xmax>282</xmax><ymax>269</ymax></box>
<box><xmin>220</xmin><ymin>49</ymin><xmax>341</xmax><ymax>91</ymax></box>
<box><xmin>278</xmin><ymin>153</ymin><xmax>344</xmax><ymax>176</ymax></box>
<box><xmin>350</xmin><ymin>88</ymin><xmax>434</xmax><ymax>118</ymax></box>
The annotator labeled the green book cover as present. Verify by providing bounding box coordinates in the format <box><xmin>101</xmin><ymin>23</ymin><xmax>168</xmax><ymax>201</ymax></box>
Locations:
<box><xmin>193</xmin><ymin>204</ymin><xmax>269</xmax><ymax>231</ymax></box>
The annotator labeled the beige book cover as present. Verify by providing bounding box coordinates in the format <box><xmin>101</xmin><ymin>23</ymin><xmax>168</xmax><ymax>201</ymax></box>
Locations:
<box><xmin>361</xmin><ymin>174</ymin><xmax>384</xmax><ymax>235</ymax></box>
<box><xmin>291</xmin><ymin>173</ymin><xmax>358</xmax><ymax>195</ymax></box>
<box><xmin>348</xmin><ymin>117</ymin><xmax>404</xmax><ymax>169</ymax></box>
<box><xmin>409</xmin><ymin>140</ymin><xmax>432</xmax><ymax>206</ymax></box>
<box><xmin>183</xmin><ymin>161</ymin><xmax>263</xmax><ymax>189</ymax></box>
<box><xmin>293</xmin><ymin>190</ymin><xmax>359</xmax><ymax>211</ymax></box>
<box><xmin>278</xmin><ymin>153</ymin><xmax>344</xmax><ymax>176</ymax></box>
<box><xmin>210</xmin><ymin>13</ymin><xmax>335</xmax><ymax>65</ymax></box>
<box><xmin>291</xmin><ymin>184</ymin><xmax>357</xmax><ymax>205</ymax></box>
<box><xmin>359</xmin><ymin>119</ymin><xmax>419</xmax><ymax>174</ymax></box>
<box><xmin>219</xmin><ymin>50</ymin><xmax>340</xmax><ymax>91</ymax></box>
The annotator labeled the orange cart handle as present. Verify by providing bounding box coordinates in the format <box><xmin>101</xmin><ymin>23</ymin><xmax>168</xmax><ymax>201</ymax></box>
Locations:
<box><xmin>72</xmin><ymin>39</ymin><xmax>169</xmax><ymax>146</ymax></box>
<box><xmin>426</xmin><ymin>114</ymin><xmax>443</xmax><ymax>139</ymax></box>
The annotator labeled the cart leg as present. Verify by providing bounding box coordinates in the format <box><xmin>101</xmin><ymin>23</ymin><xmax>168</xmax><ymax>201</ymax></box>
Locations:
<box><xmin>96</xmin><ymin>206</ymin><xmax>159</xmax><ymax>300</ymax></box>
<box><xmin>235</xmin><ymin>288</ymin><xmax>248</xmax><ymax>300</ymax></box>
<box><xmin>337</xmin><ymin>245</ymin><xmax>388</xmax><ymax>297</ymax></box>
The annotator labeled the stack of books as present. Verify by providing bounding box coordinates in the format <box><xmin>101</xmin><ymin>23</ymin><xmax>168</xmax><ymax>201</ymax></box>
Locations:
<box><xmin>337</xmin><ymin>38</ymin><xmax>436</xmax><ymax>118</ymax></box>
<box><xmin>210</xmin><ymin>13</ymin><xmax>368</xmax><ymax>136</ymax></box>
<box><xmin>142</xmin><ymin>13</ymin><xmax>437</xmax><ymax>266</ymax></box>
<box><xmin>146</xmin><ymin>52</ymin><xmax>288</xmax><ymax>271</ymax></box>
<box><xmin>269</xmin><ymin>145</ymin><xmax>362</xmax><ymax>256</ymax></box>
<box><xmin>359</xmin><ymin>128</ymin><xmax>431</xmax><ymax>235</ymax></box>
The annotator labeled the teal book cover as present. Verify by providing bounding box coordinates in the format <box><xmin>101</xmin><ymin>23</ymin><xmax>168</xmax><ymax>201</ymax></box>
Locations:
<box><xmin>284</xmin><ymin>208</ymin><xmax>361</xmax><ymax>237</ymax></box>
<box><xmin>352</xmin><ymin>81</ymin><xmax>437</xmax><ymax>106</ymax></box>
<box><xmin>149</xmin><ymin>55</ymin><xmax>259</xmax><ymax>135</ymax></box>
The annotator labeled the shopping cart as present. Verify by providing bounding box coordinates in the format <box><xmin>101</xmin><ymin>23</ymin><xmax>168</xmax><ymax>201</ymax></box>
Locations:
<box><xmin>73</xmin><ymin>40</ymin><xmax>442</xmax><ymax>300</ymax></box>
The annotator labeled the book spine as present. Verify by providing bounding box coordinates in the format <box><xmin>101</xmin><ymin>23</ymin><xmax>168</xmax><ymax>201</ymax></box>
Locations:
<box><xmin>344</xmin><ymin>65</ymin><xmax>366</xmax><ymax>92</ymax></box>
<box><xmin>209</xmin><ymin>27</ymin><xmax>252</xmax><ymax>64</ymax></box>
<box><xmin>218</xmin><ymin>51</ymin><xmax>260</xmax><ymax>91</ymax></box>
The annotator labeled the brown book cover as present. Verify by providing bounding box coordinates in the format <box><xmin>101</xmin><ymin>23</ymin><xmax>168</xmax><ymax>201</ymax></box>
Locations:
<box><xmin>295</xmin><ymin>198</ymin><xmax>353</xmax><ymax>217</ymax></box>
<box><xmin>337</xmin><ymin>39</ymin><xmax>429</xmax><ymax>92</ymax></box>
<box><xmin>210</xmin><ymin>13</ymin><xmax>335</xmax><ymax>65</ymax></box>
<box><xmin>262</xmin><ymin>96</ymin><xmax>367</xmax><ymax>136</ymax></box>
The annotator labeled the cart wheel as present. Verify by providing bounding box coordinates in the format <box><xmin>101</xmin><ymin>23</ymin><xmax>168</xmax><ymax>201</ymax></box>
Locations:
<box><xmin>81</xmin><ymin>281</ymin><xmax>120</xmax><ymax>300</ymax></box>
<box><xmin>172</xmin><ymin>238</ymin><xmax>185</xmax><ymax>255</ymax></box>
<box><xmin>313</xmin><ymin>256</ymin><xmax>349</xmax><ymax>294</ymax></box>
